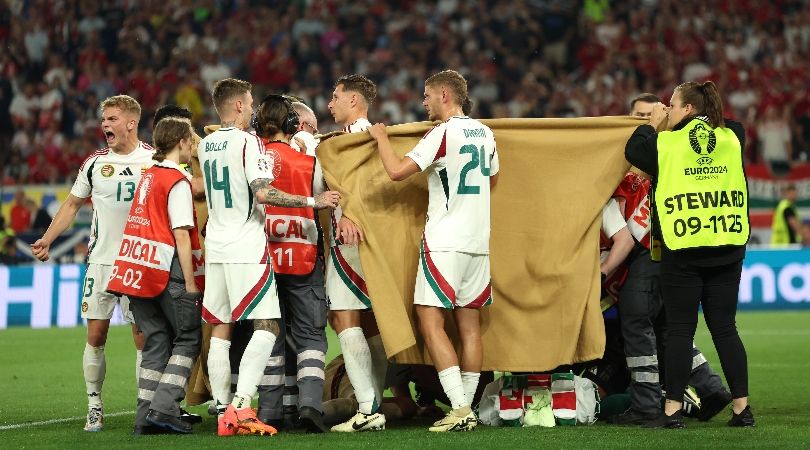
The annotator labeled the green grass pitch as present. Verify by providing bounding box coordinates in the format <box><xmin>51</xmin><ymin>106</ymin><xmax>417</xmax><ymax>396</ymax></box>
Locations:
<box><xmin>1</xmin><ymin>311</ymin><xmax>808</xmax><ymax>449</ymax></box>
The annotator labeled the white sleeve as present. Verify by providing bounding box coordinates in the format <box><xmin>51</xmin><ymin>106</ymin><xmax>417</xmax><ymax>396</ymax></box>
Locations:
<box><xmin>601</xmin><ymin>198</ymin><xmax>627</xmax><ymax>239</ymax></box>
<box><xmin>489</xmin><ymin>143</ymin><xmax>499</xmax><ymax>176</ymax></box>
<box><xmin>291</xmin><ymin>131</ymin><xmax>320</xmax><ymax>157</ymax></box>
<box><xmin>70</xmin><ymin>157</ymin><xmax>94</xmax><ymax>199</ymax></box>
<box><xmin>167</xmin><ymin>181</ymin><xmax>194</xmax><ymax>229</ymax></box>
<box><xmin>313</xmin><ymin>158</ymin><xmax>326</xmax><ymax>196</ymax></box>
<box><xmin>244</xmin><ymin>134</ymin><xmax>275</xmax><ymax>184</ymax></box>
<box><xmin>405</xmin><ymin>125</ymin><xmax>446</xmax><ymax>171</ymax></box>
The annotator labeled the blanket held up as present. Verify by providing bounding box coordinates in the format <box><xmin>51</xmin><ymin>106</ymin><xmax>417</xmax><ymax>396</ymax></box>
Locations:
<box><xmin>317</xmin><ymin>117</ymin><xmax>640</xmax><ymax>371</ymax></box>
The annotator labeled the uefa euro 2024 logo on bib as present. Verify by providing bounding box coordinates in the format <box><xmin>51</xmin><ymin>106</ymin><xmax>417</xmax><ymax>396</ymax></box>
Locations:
<box><xmin>689</xmin><ymin>122</ymin><xmax>716</xmax><ymax>166</ymax></box>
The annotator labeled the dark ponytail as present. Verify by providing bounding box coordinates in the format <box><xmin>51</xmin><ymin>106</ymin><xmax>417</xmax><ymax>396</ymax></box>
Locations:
<box><xmin>675</xmin><ymin>81</ymin><xmax>725</xmax><ymax>128</ymax></box>
<box><xmin>700</xmin><ymin>81</ymin><xmax>725</xmax><ymax>128</ymax></box>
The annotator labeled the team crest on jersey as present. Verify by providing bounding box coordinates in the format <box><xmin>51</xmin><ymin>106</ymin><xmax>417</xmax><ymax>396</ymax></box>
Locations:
<box><xmin>261</xmin><ymin>150</ymin><xmax>282</xmax><ymax>179</ymax></box>
<box><xmin>141</xmin><ymin>165</ymin><xmax>149</xmax><ymax>175</ymax></box>
<box><xmin>81</xmin><ymin>302</ymin><xmax>89</xmax><ymax>313</ymax></box>
<box><xmin>138</xmin><ymin>173</ymin><xmax>154</xmax><ymax>205</ymax></box>
<box><xmin>101</xmin><ymin>164</ymin><xmax>114</xmax><ymax>177</ymax></box>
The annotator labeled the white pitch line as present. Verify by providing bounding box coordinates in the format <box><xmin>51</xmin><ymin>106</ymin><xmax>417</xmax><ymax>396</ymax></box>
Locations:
<box><xmin>0</xmin><ymin>411</ymin><xmax>134</xmax><ymax>431</ymax></box>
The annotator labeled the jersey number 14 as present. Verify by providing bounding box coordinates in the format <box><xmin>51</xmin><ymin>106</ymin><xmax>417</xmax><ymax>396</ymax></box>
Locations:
<box><xmin>458</xmin><ymin>144</ymin><xmax>492</xmax><ymax>194</ymax></box>
<box><xmin>204</xmin><ymin>160</ymin><xmax>233</xmax><ymax>209</ymax></box>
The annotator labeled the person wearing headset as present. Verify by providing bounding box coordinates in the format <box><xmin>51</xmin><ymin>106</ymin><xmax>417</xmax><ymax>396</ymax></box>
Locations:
<box><xmin>625</xmin><ymin>81</ymin><xmax>754</xmax><ymax>429</ymax></box>
<box><xmin>251</xmin><ymin>94</ymin><xmax>335</xmax><ymax>433</ymax></box>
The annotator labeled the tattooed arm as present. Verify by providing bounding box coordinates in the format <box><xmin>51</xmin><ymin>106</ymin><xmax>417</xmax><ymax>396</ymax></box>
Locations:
<box><xmin>251</xmin><ymin>178</ymin><xmax>307</xmax><ymax>207</ymax></box>
<box><xmin>250</xmin><ymin>178</ymin><xmax>341</xmax><ymax>209</ymax></box>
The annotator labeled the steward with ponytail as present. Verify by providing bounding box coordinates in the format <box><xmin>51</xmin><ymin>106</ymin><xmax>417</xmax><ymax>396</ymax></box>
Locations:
<box><xmin>623</xmin><ymin>81</ymin><xmax>754</xmax><ymax>429</ymax></box>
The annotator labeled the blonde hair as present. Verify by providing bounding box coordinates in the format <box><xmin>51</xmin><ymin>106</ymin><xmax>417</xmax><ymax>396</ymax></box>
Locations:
<box><xmin>426</xmin><ymin>70</ymin><xmax>468</xmax><ymax>108</ymax></box>
<box><xmin>100</xmin><ymin>95</ymin><xmax>142</xmax><ymax>121</ymax></box>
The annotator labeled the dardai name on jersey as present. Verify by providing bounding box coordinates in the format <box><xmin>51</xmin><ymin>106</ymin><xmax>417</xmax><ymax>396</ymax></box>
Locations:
<box><xmin>463</xmin><ymin>128</ymin><xmax>486</xmax><ymax>138</ymax></box>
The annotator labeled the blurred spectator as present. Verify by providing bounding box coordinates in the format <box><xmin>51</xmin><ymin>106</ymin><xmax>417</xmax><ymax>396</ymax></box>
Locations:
<box><xmin>801</xmin><ymin>220</ymin><xmax>810</xmax><ymax>248</ymax></box>
<box><xmin>59</xmin><ymin>241</ymin><xmax>89</xmax><ymax>264</ymax></box>
<box><xmin>38</xmin><ymin>80</ymin><xmax>63</xmax><ymax>128</ymax></box>
<box><xmin>200</xmin><ymin>51</ymin><xmax>231</xmax><ymax>94</ymax></box>
<box><xmin>28</xmin><ymin>197</ymin><xmax>52</xmax><ymax>232</ymax></box>
<box><xmin>0</xmin><ymin>233</ymin><xmax>20</xmax><ymax>265</ymax></box>
<box><xmin>0</xmin><ymin>215</ymin><xmax>14</xmax><ymax>250</ymax></box>
<box><xmin>9</xmin><ymin>190</ymin><xmax>31</xmax><ymax>233</ymax></box>
<box><xmin>1</xmin><ymin>0</ymin><xmax>809</xmax><ymax>187</ymax></box>
<box><xmin>23</xmin><ymin>15</ymin><xmax>48</xmax><ymax>67</ymax></box>
<box><xmin>757</xmin><ymin>105</ymin><xmax>793</xmax><ymax>174</ymax></box>
<box><xmin>9</xmin><ymin>82</ymin><xmax>40</xmax><ymax>127</ymax></box>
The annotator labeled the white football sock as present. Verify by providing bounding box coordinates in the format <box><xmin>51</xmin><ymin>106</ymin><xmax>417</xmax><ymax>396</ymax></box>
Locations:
<box><xmin>338</xmin><ymin>327</ymin><xmax>377</xmax><ymax>414</ymax></box>
<box><xmin>461</xmin><ymin>371</ymin><xmax>480</xmax><ymax>406</ymax></box>
<box><xmin>83</xmin><ymin>343</ymin><xmax>106</xmax><ymax>408</ymax></box>
<box><xmin>135</xmin><ymin>350</ymin><xmax>142</xmax><ymax>384</ymax></box>
<box><xmin>232</xmin><ymin>330</ymin><xmax>276</xmax><ymax>410</ymax></box>
<box><xmin>208</xmin><ymin>337</ymin><xmax>233</xmax><ymax>408</ymax></box>
<box><xmin>366</xmin><ymin>334</ymin><xmax>388</xmax><ymax>401</ymax></box>
<box><xmin>438</xmin><ymin>366</ymin><xmax>467</xmax><ymax>409</ymax></box>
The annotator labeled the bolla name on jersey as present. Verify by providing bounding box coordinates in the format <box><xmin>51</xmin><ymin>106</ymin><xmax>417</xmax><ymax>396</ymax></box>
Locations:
<box><xmin>205</xmin><ymin>141</ymin><xmax>228</xmax><ymax>152</ymax></box>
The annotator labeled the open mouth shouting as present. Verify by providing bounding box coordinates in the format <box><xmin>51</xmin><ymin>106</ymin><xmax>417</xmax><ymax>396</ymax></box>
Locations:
<box><xmin>104</xmin><ymin>130</ymin><xmax>116</xmax><ymax>144</ymax></box>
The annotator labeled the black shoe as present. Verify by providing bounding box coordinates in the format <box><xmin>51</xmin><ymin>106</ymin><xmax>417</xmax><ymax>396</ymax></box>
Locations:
<box><xmin>146</xmin><ymin>410</ymin><xmax>193</xmax><ymax>434</ymax></box>
<box><xmin>610</xmin><ymin>409</ymin><xmax>659</xmax><ymax>425</ymax></box>
<box><xmin>698</xmin><ymin>389</ymin><xmax>732</xmax><ymax>422</ymax></box>
<box><xmin>284</xmin><ymin>405</ymin><xmax>300</xmax><ymax>430</ymax></box>
<box><xmin>299</xmin><ymin>406</ymin><xmax>327</xmax><ymax>433</ymax></box>
<box><xmin>133</xmin><ymin>424</ymin><xmax>167</xmax><ymax>435</ymax></box>
<box><xmin>681</xmin><ymin>389</ymin><xmax>701</xmax><ymax>418</ymax></box>
<box><xmin>643</xmin><ymin>411</ymin><xmax>685</xmax><ymax>429</ymax></box>
<box><xmin>727</xmin><ymin>405</ymin><xmax>755</xmax><ymax>427</ymax></box>
<box><xmin>179</xmin><ymin>408</ymin><xmax>203</xmax><ymax>424</ymax></box>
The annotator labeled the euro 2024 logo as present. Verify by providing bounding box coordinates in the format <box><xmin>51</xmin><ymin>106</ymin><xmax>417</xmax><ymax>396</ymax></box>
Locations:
<box><xmin>689</xmin><ymin>123</ymin><xmax>717</xmax><ymax>166</ymax></box>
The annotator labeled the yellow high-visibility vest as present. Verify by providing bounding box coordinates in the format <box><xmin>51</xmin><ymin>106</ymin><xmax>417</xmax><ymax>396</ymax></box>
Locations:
<box><xmin>655</xmin><ymin>118</ymin><xmax>750</xmax><ymax>250</ymax></box>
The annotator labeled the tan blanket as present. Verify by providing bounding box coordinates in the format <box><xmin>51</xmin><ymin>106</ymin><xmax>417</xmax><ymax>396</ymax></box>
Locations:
<box><xmin>317</xmin><ymin>117</ymin><xmax>641</xmax><ymax>371</ymax></box>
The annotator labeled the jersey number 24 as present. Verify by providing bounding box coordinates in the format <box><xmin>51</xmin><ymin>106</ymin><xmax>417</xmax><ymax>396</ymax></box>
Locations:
<box><xmin>458</xmin><ymin>144</ymin><xmax>492</xmax><ymax>195</ymax></box>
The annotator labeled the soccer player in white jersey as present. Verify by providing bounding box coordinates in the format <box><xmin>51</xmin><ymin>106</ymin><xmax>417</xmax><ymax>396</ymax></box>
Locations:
<box><xmin>199</xmin><ymin>78</ymin><xmax>339</xmax><ymax>437</ymax></box>
<box><xmin>369</xmin><ymin>70</ymin><xmax>499</xmax><ymax>432</ymax></box>
<box><xmin>31</xmin><ymin>95</ymin><xmax>152</xmax><ymax>432</ymax></box>
<box><xmin>325</xmin><ymin>75</ymin><xmax>390</xmax><ymax>433</ymax></box>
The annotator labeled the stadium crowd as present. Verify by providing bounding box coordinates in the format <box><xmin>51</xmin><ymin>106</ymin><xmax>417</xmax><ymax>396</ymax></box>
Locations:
<box><xmin>1</xmin><ymin>0</ymin><xmax>810</xmax><ymax>188</ymax></box>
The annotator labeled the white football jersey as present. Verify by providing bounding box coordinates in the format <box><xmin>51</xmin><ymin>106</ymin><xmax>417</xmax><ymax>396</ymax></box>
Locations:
<box><xmin>330</xmin><ymin>117</ymin><xmax>372</xmax><ymax>246</ymax></box>
<box><xmin>405</xmin><ymin>116</ymin><xmax>499</xmax><ymax>254</ymax></box>
<box><xmin>71</xmin><ymin>142</ymin><xmax>155</xmax><ymax>265</ymax></box>
<box><xmin>198</xmin><ymin>127</ymin><xmax>275</xmax><ymax>263</ymax></box>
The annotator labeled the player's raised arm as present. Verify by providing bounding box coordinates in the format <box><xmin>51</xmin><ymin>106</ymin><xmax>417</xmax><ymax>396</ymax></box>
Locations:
<box><xmin>369</xmin><ymin>123</ymin><xmax>420</xmax><ymax>181</ymax></box>
<box><xmin>31</xmin><ymin>193</ymin><xmax>85</xmax><ymax>261</ymax></box>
